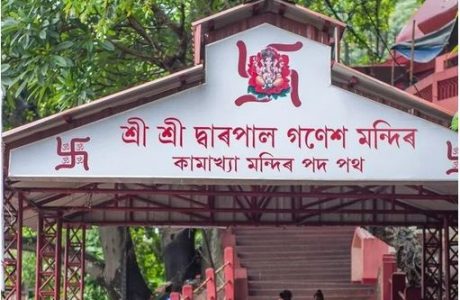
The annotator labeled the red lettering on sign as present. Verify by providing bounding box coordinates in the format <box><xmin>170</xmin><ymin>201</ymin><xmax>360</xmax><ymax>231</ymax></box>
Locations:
<box><xmin>157</xmin><ymin>117</ymin><xmax>186</xmax><ymax>147</ymax></box>
<box><xmin>172</xmin><ymin>155</ymin><xmax>240</xmax><ymax>172</ymax></box>
<box><xmin>287</xmin><ymin>126</ymin><xmax>348</xmax><ymax>149</ymax></box>
<box><xmin>336</xmin><ymin>157</ymin><xmax>365</xmax><ymax>173</ymax></box>
<box><xmin>194</xmin><ymin>126</ymin><xmax>214</xmax><ymax>148</ymax></box>
<box><xmin>120</xmin><ymin>117</ymin><xmax>149</xmax><ymax>147</ymax></box>
<box><xmin>193</xmin><ymin>125</ymin><xmax>278</xmax><ymax>148</ymax></box>
<box><xmin>246</xmin><ymin>152</ymin><xmax>294</xmax><ymax>172</ymax></box>
<box><xmin>356</xmin><ymin>120</ymin><xmax>417</xmax><ymax>149</ymax></box>
<box><xmin>302</xmin><ymin>158</ymin><xmax>329</xmax><ymax>173</ymax></box>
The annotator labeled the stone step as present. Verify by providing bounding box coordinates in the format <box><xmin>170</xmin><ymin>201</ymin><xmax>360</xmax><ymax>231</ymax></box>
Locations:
<box><xmin>240</xmin><ymin>258</ymin><xmax>351</xmax><ymax>271</ymax></box>
<box><xmin>237</xmin><ymin>252</ymin><xmax>351</xmax><ymax>263</ymax></box>
<box><xmin>236</xmin><ymin>244</ymin><xmax>351</xmax><ymax>252</ymax></box>
<box><xmin>233</xmin><ymin>226</ymin><xmax>356</xmax><ymax>233</ymax></box>
<box><xmin>235</xmin><ymin>232</ymin><xmax>354</xmax><ymax>239</ymax></box>
<box><xmin>235</xmin><ymin>233</ymin><xmax>355</xmax><ymax>238</ymax></box>
<box><xmin>247</xmin><ymin>267</ymin><xmax>350</xmax><ymax>275</ymax></box>
<box><xmin>233</xmin><ymin>226</ymin><xmax>375</xmax><ymax>300</ymax></box>
<box><xmin>236</xmin><ymin>236</ymin><xmax>352</xmax><ymax>248</ymax></box>
<box><xmin>248</xmin><ymin>281</ymin><xmax>373</xmax><ymax>289</ymax></box>
<box><xmin>248</xmin><ymin>287</ymin><xmax>374</xmax><ymax>297</ymax></box>
<box><xmin>245</xmin><ymin>268</ymin><xmax>351</xmax><ymax>276</ymax></box>
<box><xmin>248</xmin><ymin>295</ymin><xmax>373</xmax><ymax>300</ymax></box>
<box><xmin>248</xmin><ymin>280</ymin><xmax>374</xmax><ymax>290</ymax></box>
<box><xmin>236</xmin><ymin>239</ymin><xmax>352</xmax><ymax>246</ymax></box>
<box><xmin>248</xmin><ymin>273</ymin><xmax>351</xmax><ymax>281</ymax></box>
<box><xmin>238</xmin><ymin>249</ymin><xmax>350</xmax><ymax>258</ymax></box>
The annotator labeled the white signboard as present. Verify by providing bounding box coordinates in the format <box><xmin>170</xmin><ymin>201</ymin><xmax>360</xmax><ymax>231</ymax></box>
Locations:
<box><xmin>9</xmin><ymin>24</ymin><xmax>458</xmax><ymax>182</ymax></box>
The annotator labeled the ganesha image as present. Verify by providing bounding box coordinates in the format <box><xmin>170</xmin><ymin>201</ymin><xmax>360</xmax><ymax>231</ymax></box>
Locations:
<box><xmin>235</xmin><ymin>40</ymin><xmax>303</xmax><ymax>107</ymax></box>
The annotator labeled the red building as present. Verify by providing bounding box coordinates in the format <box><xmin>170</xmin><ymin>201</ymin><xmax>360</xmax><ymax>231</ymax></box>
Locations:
<box><xmin>355</xmin><ymin>0</ymin><xmax>458</xmax><ymax>113</ymax></box>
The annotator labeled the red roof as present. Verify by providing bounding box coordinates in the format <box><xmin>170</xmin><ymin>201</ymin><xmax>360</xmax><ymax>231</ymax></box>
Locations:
<box><xmin>396</xmin><ymin>0</ymin><xmax>457</xmax><ymax>43</ymax></box>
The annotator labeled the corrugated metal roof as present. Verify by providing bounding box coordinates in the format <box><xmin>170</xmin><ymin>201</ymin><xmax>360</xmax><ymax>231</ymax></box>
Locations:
<box><xmin>396</xmin><ymin>0</ymin><xmax>458</xmax><ymax>43</ymax></box>
<box><xmin>192</xmin><ymin>0</ymin><xmax>346</xmax><ymax>30</ymax></box>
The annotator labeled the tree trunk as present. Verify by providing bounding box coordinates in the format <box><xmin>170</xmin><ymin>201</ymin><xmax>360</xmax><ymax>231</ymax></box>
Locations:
<box><xmin>344</xmin><ymin>42</ymin><xmax>350</xmax><ymax>65</ymax></box>
<box><xmin>99</xmin><ymin>227</ymin><xmax>151</xmax><ymax>300</ymax></box>
<box><xmin>200</xmin><ymin>229</ymin><xmax>224</xmax><ymax>283</ymax></box>
<box><xmin>161</xmin><ymin>228</ymin><xmax>199</xmax><ymax>291</ymax></box>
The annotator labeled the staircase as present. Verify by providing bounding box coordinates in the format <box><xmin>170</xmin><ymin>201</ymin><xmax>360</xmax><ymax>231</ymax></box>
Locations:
<box><xmin>234</xmin><ymin>227</ymin><xmax>376</xmax><ymax>300</ymax></box>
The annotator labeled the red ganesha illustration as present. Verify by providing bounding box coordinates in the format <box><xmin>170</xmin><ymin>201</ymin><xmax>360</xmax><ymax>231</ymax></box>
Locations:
<box><xmin>235</xmin><ymin>40</ymin><xmax>303</xmax><ymax>107</ymax></box>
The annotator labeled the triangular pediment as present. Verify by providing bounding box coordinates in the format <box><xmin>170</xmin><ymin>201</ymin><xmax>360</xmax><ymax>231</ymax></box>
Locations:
<box><xmin>7</xmin><ymin>24</ymin><xmax>458</xmax><ymax>184</ymax></box>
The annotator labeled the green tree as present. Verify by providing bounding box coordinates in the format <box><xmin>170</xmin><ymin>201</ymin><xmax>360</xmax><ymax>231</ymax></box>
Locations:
<box><xmin>1</xmin><ymin>0</ymin><xmax>241</xmax><ymax>129</ymax></box>
<box><xmin>451</xmin><ymin>113</ymin><xmax>458</xmax><ymax>131</ymax></box>
<box><xmin>300</xmin><ymin>0</ymin><xmax>422</xmax><ymax>64</ymax></box>
<box><xmin>2</xmin><ymin>0</ymin><xmax>422</xmax><ymax>127</ymax></box>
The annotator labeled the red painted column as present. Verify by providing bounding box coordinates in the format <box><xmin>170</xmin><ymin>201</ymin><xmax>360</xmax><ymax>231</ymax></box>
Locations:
<box><xmin>224</xmin><ymin>247</ymin><xmax>234</xmax><ymax>300</ymax></box>
<box><xmin>405</xmin><ymin>287</ymin><xmax>422</xmax><ymax>300</ymax></box>
<box><xmin>381</xmin><ymin>254</ymin><xmax>397</xmax><ymax>300</ymax></box>
<box><xmin>2</xmin><ymin>192</ymin><xmax>23</xmax><ymax>300</ymax></box>
<box><xmin>16</xmin><ymin>193</ymin><xmax>23</xmax><ymax>300</ymax></box>
<box><xmin>55</xmin><ymin>217</ymin><xmax>62</xmax><ymax>300</ymax></box>
<box><xmin>221</xmin><ymin>228</ymin><xmax>248</xmax><ymax>300</ymax></box>
<box><xmin>81</xmin><ymin>226</ymin><xmax>86</xmax><ymax>300</ymax></box>
<box><xmin>448</xmin><ymin>225</ymin><xmax>458</xmax><ymax>299</ymax></box>
<box><xmin>391</xmin><ymin>272</ymin><xmax>406</xmax><ymax>300</ymax></box>
<box><xmin>34</xmin><ymin>213</ymin><xmax>63</xmax><ymax>300</ymax></box>
<box><xmin>422</xmin><ymin>227</ymin><xmax>443</xmax><ymax>300</ymax></box>
<box><xmin>34</xmin><ymin>213</ymin><xmax>43</xmax><ymax>299</ymax></box>
<box><xmin>64</xmin><ymin>225</ymin><xmax>86</xmax><ymax>299</ymax></box>
<box><xmin>443</xmin><ymin>217</ymin><xmax>451</xmax><ymax>300</ymax></box>
<box><xmin>206</xmin><ymin>268</ymin><xmax>216</xmax><ymax>300</ymax></box>
<box><xmin>182</xmin><ymin>284</ymin><xmax>193</xmax><ymax>300</ymax></box>
<box><xmin>16</xmin><ymin>194</ymin><xmax>23</xmax><ymax>300</ymax></box>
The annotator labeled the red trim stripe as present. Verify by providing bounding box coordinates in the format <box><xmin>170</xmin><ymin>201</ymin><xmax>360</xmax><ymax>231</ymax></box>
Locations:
<box><xmin>290</xmin><ymin>70</ymin><xmax>301</xmax><ymax>107</ymax></box>
<box><xmin>268</xmin><ymin>41</ymin><xmax>303</xmax><ymax>52</ymax></box>
<box><xmin>236</xmin><ymin>41</ymin><xmax>248</xmax><ymax>78</ymax></box>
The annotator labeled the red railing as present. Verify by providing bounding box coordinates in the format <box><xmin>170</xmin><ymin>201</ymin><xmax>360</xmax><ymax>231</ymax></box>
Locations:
<box><xmin>405</xmin><ymin>52</ymin><xmax>458</xmax><ymax>114</ymax></box>
<box><xmin>386</xmin><ymin>263</ymin><xmax>421</xmax><ymax>300</ymax></box>
<box><xmin>376</xmin><ymin>251</ymin><xmax>421</xmax><ymax>300</ymax></box>
<box><xmin>171</xmin><ymin>247</ymin><xmax>235</xmax><ymax>300</ymax></box>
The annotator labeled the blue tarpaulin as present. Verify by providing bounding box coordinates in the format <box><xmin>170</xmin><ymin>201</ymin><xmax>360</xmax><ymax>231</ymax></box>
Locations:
<box><xmin>391</xmin><ymin>18</ymin><xmax>457</xmax><ymax>63</ymax></box>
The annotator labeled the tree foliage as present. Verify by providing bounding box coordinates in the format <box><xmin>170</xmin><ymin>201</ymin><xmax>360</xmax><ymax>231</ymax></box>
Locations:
<box><xmin>130</xmin><ymin>227</ymin><xmax>165</xmax><ymax>292</ymax></box>
<box><xmin>300</xmin><ymin>0</ymin><xmax>422</xmax><ymax>64</ymax></box>
<box><xmin>451</xmin><ymin>113</ymin><xmax>458</xmax><ymax>131</ymax></box>
<box><xmin>2</xmin><ymin>0</ymin><xmax>422</xmax><ymax>128</ymax></box>
<box><xmin>385</xmin><ymin>227</ymin><xmax>422</xmax><ymax>287</ymax></box>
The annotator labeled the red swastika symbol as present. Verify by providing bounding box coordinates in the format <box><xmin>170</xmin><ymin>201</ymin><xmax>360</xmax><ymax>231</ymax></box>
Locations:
<box><xmin>446</xmin><ymin>141</ymin><xmax>458</xmax><ymax>175</ymax></box>
<box><xmin>55</xmin><ymin>137</ymin><xmax>91</xmax><ymax>171</ymax></box>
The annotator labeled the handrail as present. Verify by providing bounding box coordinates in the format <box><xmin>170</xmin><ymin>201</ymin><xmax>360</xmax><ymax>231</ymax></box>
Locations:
<box><xmin>398</xmin><ymin>291</ymin><xmax>405</xmax><ymax>299</ymax></box>
<box><xmin>192</xmin><ymin>259</ymin><xmax>231</xmax><ymax>293</ymax></box>
<box><xmin>387</xmin><ymin>271</ymin><xmax>421</xmax><ymax>300</ymax></box>
<box><xmin>216</xmin><ymin>282</ymin><xmax>226</xmax><ymax>292</ymax></box>
<box><xmin>215</xmin><ymin>261</ymin><xmax>231</xmax><ymax>274</ymax></box>
<box><xmin>176</xmin><ymin>247</ymin><xmax>235</xmax><ymax>300</ymax></box>
<box><xmin>193</xmin><ymin>276</ymin><xmax>212</xmax><ymax>293</ymax></box>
